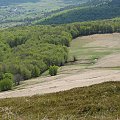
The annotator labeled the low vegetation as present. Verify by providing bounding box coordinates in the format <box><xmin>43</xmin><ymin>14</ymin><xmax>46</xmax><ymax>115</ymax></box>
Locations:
<box><xmin>0</xmin><ymin>82</ymin><xmax>119</xmax><ymax>119</ymax></box>
<box><xmin>0</xmin><ymin>73</ymin><xmax>13</xmax><ymax>91</ymax></box>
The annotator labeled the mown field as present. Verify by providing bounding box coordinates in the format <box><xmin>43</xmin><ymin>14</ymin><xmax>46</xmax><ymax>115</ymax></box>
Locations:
<box><xmin>0</xmin><ymin>82</ymin><xmax>120</xmax><ymax>120</ymax></box>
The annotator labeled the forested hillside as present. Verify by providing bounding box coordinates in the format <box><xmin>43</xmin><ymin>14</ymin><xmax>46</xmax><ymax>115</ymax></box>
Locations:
<box><xmin>36</xmin><ymin>0</ymin><xmax>120</xmax><ymax>25</ymax></box>
<box><xmin>0</xmin><ymin>26</ymin><xmax>71</xmax><ymax>83</ymax></box>
<box><xmin>0</xmin><ymin>18</ymin><xmax>120</xmax><ymax>85</ymax></box>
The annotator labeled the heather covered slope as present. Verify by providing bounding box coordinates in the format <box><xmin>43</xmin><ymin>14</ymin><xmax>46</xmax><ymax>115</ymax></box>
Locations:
<box><xmin>0</xmin><ymin>82</ymin><xmax>120</xmax><ymax>119</ymax></box>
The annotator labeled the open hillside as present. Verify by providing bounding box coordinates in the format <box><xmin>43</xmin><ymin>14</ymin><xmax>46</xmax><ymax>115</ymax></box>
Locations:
<box><xmin>36</xmin><ymin>0</ymin><xmax>120</xmax><ymax>25</ymax></box>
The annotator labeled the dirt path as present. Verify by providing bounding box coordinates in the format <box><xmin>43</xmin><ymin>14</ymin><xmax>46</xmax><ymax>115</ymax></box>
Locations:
<box><xmin>0</xmin><ymin>69</ymin><xmax>120</xmax><ymax>98</ymax></box>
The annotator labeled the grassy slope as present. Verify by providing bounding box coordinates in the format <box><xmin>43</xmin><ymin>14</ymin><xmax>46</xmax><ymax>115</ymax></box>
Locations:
<box><xmin>65</xmin><ymin>33</ymin><xmax>120</xmax><ymax>71</ymax></box>
<box><xmin>0</xmin><ymin>82</ymin><xmax>120</xmax><ymax>120</ymax></box>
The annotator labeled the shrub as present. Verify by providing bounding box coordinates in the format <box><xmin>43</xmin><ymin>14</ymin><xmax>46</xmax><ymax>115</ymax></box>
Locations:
<box><xmin>0</xmin><ymin>73</ymin><xmax>13</xmax><ymax>91</ymax></box>
<box><xmin>3</xmin><ymin>73</ymin><xmax>13</xmax><ymax>80</ymax></box>
<box><xmin>49</xmin><ymin>65</ymin><xmax>58</xmax><ymax>76</ymax></box>
<box><xmin>0</xmin><ymin>78</ymin><xmax>13</xmax><ymax>91</ymax></box>
<box><xmin>20</xmin><ymin>68</ymin><xmax>31</xmax><ymax>80</ymax></box>
<box><xmin>32</xmin><ymin>66</ymin><xmax>40</xmax><ymax>77</ymax></box>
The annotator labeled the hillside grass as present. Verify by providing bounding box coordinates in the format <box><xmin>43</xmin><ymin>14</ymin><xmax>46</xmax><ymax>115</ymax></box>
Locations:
<box><xmin>69</xmin><ymin>34</ymin><xmax>120</xmax><ymax>65</ymax></box>
<box><xmin>0</xmin><ymin>82</ymin><xmax>120</xmax><ymax>120</ymax></box>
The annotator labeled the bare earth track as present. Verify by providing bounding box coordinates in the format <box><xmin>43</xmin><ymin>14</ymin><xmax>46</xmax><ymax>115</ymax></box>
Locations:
<box><xmin>0</xmin><ymin>69</ymin><xmax>120</xmax><ymax>98</ymax></box>
<box><xmin>0</xmin><ymin>33</ymin><xmax>120</xmax><ymax>98</ymax></box>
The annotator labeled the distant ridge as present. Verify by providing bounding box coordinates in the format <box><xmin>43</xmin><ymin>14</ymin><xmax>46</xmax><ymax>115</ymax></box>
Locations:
<box><xmin>35</xmin><ymin>0</ymin><xmax>120</xmax><ymax>25</ymax></box>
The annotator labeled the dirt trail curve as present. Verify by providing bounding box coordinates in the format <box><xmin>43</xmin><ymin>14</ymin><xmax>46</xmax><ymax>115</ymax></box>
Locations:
<box><xmin>0</xmin><ymin>69</ymin><xmax>120</xmax><ymax>99</ymax></box>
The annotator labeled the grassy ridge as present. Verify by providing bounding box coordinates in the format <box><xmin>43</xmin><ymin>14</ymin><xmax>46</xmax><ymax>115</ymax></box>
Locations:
<box><xmin>0</xmin><ymin>82</ymin><xmax>120</xmax><ymax>119</ymax></box>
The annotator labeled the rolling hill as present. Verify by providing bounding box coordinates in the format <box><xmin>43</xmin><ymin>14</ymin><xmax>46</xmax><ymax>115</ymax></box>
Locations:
<box><xmin>0</xmin><ymin>0</ymin><xmax>89</xmax><ymax>29</ymax></box>
<box><xmin>36</xmin><ymin>0</ymin><xmax>120</xmax><ymax>25</ymax></box>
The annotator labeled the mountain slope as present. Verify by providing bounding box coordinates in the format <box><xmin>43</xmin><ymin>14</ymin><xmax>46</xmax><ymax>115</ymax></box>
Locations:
<box><xmin>36</xmin><ymin>0</ymin><xmax>120</xmax><ymax>25</ymax></box>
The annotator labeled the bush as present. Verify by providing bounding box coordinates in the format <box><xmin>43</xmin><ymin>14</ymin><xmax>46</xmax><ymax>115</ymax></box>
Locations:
<box><xmin>49</xmin><ymin>65</ymin><xmax>58</xmax><ymax>76</ymax></box>
<box><xmin>0</xmin><ymin>73</ymin><xmax>13</xmax><ymax>91</ymax></box>
<box><xmin>3</xmin><ymin>73</ymin><xmax>13</xmax><ymax>80</ymax></box>
<box><xmin>0</xmin><ymin>78</ymin><xmax>13</xmax><ymax>91</ymax></box>
<box><xmin>32</xmin><ymin>66</ymin><xmax>40</xmax><ymax>77</ymax></box>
